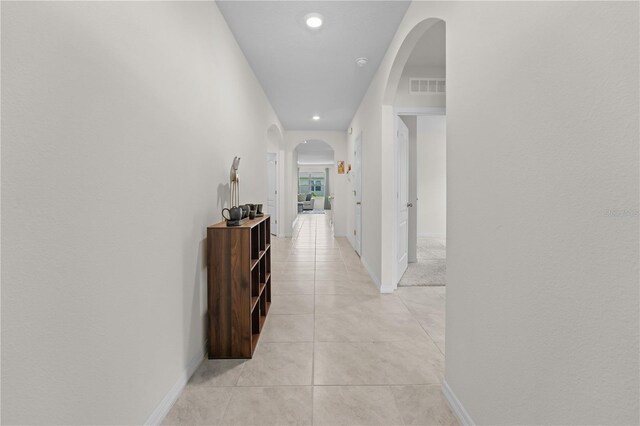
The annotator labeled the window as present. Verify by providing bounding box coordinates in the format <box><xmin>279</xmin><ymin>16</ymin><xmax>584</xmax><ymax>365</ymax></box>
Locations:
<box><xmin>298</xmin><ymin>176</ymin><xmax>311</xmax><ymax>194</ymax></box>
<box><xmin>298</xmin><ymin>172</ymin><xmax>325</xmax><ymax>196</ymax></box>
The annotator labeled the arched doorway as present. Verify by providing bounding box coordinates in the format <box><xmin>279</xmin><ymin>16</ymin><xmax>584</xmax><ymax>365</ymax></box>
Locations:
<box><xmin>381</xmin><ymin>18</ymin><xmax>446</xmax><ymax>293</ymax></box>
<box><xmin>395</xmin><ymin>21</ymin><xmax>446</xmax><ymax>288</ymax></box>
<box><xmin>380</xmin><ymin>18</ymin><xmax>447</xmax><ymax>359</ymax></box>
<box><xmin>294</xmin><ymin>140</ymin><xmax>335</xmax><ymax>221</ymax></box>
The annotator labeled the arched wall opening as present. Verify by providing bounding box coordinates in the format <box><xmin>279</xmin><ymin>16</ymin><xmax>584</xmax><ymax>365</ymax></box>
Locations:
<box><xmin>282</xmin><ymin>131</ymin><xmax>349</xmax><ymax>238</ymax></box>
<box><xmin>293</xmin><ymin>139</ymin><xmax>335</xmax><ymax>222</ymax></box>
<box><xmin>379</xmin><ymin>17</ymin><xmax>447</xmax><ymax>292</ymax></box>
<box><xmin>266</xmin><ymin>123</ymin><xmax>283</xmax><ymax>148</ymax></box>
<box><xmin>345</xmin><ymin>3</ymin><xmax>639</xmax><ymax>423</ymax></box>
<box><xmin>383</xmin><ymin>18</ymin><xmax>445</xmax><ymax>105</ymax></box>
<box><xmin>396</xmin><ymin>20</ymin><xmax>446</xmax><ymax>288</ymax></box>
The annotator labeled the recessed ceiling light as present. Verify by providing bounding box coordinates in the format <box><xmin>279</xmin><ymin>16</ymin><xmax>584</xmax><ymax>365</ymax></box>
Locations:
<box><xmin>305</xmin><ymin>13</ymin><xmax>323</xmax><ymax>29</ymax></box>
<box><xmin>312</xmin><ymin>115</ymin><xmax>320</xmax><ymax>121</ymax></box>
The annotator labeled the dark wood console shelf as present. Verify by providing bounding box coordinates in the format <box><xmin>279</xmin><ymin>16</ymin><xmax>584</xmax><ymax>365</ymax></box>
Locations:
<box><xmin>207</xmin><ymin>214</ymin><xmax>272</xmax><ymax>358</ymax></box>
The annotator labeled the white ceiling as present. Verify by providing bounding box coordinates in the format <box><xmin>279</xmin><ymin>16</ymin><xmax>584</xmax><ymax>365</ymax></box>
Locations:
<box><xmin>217</xmin><ymin>1</ymin><xmax>410</xmax><ymax>130</ymax></box>
<box><xmin>295</xmin><ymin>139</ymin><xmax>334</xmax><ymax>165</ymax></box>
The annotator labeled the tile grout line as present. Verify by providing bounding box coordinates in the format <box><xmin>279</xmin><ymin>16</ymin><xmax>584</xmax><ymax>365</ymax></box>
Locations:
<box><xmin>180</xmin><ymin>383</ymin><xmax>445</xmax><ymax>388</ymax></box>
<box><xmin>395</xmin><ymin>291</ymin><xmax>446</xmax><ymax>357</ymax></box>
<box><xmin>173</xmin><ymin>216</ymin><xmax>451</xmax><ymax>425</ymax></box>
<box><xmin>311</xmin><ymin>215</ymin><xmax>317</xmax><ymax>425</ymax></box>
<box><xmin>388</xmin><ymin>385</ymin><xmax>408</xmax><ymax>426</ymax></box>
<box><xmin>217</xmin><ymin>375</ymin><xmax>236</xmax><ymax>424</ymax></box>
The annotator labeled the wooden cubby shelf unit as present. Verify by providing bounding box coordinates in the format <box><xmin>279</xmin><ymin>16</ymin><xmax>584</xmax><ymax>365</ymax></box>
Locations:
<box><xmin>207</xmin><ymin>215</ymin><xmax>272</xmax><ymax>359</ymax></box>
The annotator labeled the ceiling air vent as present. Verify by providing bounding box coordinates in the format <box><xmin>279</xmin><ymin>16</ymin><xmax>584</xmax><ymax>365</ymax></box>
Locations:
<box><xmin>409</xmin><ymin>78</ymin><xmax>445</xmax><ymax>95</ymax></box>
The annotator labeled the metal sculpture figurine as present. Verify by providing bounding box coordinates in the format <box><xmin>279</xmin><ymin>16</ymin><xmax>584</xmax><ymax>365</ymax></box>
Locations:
<box><xmin>230</xmin><ymin>156</ymin><xmax>241</xmax><ymax>207</ymax></box>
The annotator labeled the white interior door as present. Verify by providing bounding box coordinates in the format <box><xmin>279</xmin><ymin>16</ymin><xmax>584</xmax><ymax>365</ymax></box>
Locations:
<box><xmin>354</xmin><ymin>134</ymin><xmax>362</xmax><ymax>256</ymax></box>
<box><xmin>395</xmin><ymin>117</ymin><xmax>409</xmax><ymax>283</ymax></box>
<box><xmin>266</xmin><ymin>153</ymin><xmax>278</xmax><ymax>235</ymax></box>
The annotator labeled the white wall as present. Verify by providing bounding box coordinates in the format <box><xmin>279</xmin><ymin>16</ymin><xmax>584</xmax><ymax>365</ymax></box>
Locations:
<box><xmin>345</xmin><ymin>131</ymin><xmax>357</xmax><ymax>249</ymax></box>
<box><xmin>284</xmin><ymin>147</ymin><xmax>299</xmax><ymax>235</ymax></box>
<box><xmin>1</xmin><ymin>2</ymin><xmax>282</xmax><ymax>424</ymax></box>
<box><xmin>416</xmin><ymin>115</ymin><xmax>446</xmax><ymax>238</ymax></box>
<box><xmin>283</xmin><ymin>131</ymin><xmax>348</xmax><ymax>237</ymax></box>
<box><xmin>347</xmin><ymin>103</ymin><xmax>383</xmax><ymax>284</ymax></box>
<box><xmin>349</xmin><ymin>1</ymin><xmax>638</xmax><ymax>423</ymax></box>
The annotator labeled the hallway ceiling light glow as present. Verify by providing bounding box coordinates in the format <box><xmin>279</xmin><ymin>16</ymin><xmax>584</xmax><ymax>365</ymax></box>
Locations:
<box><xmin>304</xmin><ymin>13</ymin><xmax>323</xmax><ymax>29</ymax></box>
<box><xmin>312</xmin><ymin>115</ymin><xmax>320</xmax><ymax>121</ymax></box>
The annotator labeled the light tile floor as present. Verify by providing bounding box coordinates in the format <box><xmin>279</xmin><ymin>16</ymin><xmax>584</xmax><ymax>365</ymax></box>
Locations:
<box><xmin>164</xmin><ymin>214</ymin><xmax>456</xmax><ymax>426</ymax></box>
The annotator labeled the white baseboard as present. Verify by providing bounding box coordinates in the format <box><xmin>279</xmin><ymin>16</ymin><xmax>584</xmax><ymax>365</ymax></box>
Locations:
<box><xmin>379</xmin><ymin>284</ymin><xmax>395</xmax><ymax>294</ymax></box>
<box><xmin>145</xmin><ymin>348</ymin><xmax>206</xmax><ymax>425</ymax></box>
<box><xmin>360</xmin><ymin>256</ymin><xmax>384</xmax><ymax>291</ymax></box>
<box><xmin>418</xmin><ymin>233</ymin><xmax>446</xmax><ymax>239</ymax></box>
<box><xmin>442</xmin><ymin>380</ymin><xmax>475</xmax><ymax>426</ymax></box>
<box><xmin>379</xmin><ymin>273</ymin><xmax>396</xmax><ymax>293</ymax></box>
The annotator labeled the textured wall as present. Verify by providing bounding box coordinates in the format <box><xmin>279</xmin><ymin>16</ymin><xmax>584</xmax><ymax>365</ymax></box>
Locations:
<box><xmin>350</xmin><ymin>1</ymin><xmax>639</xmax><ymax>423</ymax></box>
<box><xmin>416</xmin><ymin>115</ymin><xmax>446</xmax><ymax>238</ymax></box>
<box><xmin>1</xmin><ymin>2</ymin><xmax>281</xmax><ymax>423</ymax></box>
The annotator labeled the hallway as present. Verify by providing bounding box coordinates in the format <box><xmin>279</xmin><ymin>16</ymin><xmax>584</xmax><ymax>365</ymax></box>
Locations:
<box><xmin>164</xmin><ymin>214</ymin><xmax>455</xmax><ymax>425</ymax></box>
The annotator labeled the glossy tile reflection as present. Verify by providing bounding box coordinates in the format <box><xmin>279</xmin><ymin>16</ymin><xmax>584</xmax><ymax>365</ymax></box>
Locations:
<box><xmin>164</xmin><ymin>214</ymin><xmax>456</xmax><ymax>425</ymax></box>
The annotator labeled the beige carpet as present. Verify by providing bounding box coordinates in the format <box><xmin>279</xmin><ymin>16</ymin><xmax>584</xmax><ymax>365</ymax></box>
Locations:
<box><xmin>399</xmin><ymin>238</ymin><xmax>446</xmax><ymax>287</ymax></box>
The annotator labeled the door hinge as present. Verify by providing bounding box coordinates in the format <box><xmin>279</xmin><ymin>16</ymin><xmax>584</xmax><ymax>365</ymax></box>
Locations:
<box><xmin>275</xmin><ymin>190</ymin><xmax>277</xmax><ymax>194</ymax></box>
<box><xmin>275</xmin><ymin>220</ymin><xmax>277</xmax><ymax>224</ymax></box>
<box><xmin>353</xmin><ymin>229</ymin><xmax>356</xmax><ymax>236</ymax></box>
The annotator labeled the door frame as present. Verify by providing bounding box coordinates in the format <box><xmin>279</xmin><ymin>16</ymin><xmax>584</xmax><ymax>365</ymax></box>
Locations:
<box><xmin>266</xmin><ymin>152</ymin><xmax>279</xmax><ymax>236</ymax></box>
<box><xmin>352</xmin><ymin>132</ymin><xmax>363</xmax><ymax>256</ymax></box>
<box><xmin>388</xmin><ymin>107</ymin><xmax>446</xmax><ymax>290</ymax></box>
<box><xmin>393</xmin><ymin>116</ymin><xmax>409</xmax><ymax>286</ymax></box>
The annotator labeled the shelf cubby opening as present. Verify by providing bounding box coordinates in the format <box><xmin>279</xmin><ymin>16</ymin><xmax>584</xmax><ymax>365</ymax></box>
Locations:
<box><xmin>250</xmin><ymin>227</ymin><xmax>259</xmax><ymax>262</ymax></box>
<box><xmin>259</xmin><ymin>257</ymin><xmax>267</xmax><ymax>285</ymax></box>
<box><xmin>266</xmin><ymin>220</ymin><xmax>271</xmax><ymax>245</ymax></box>
<box><xmin>266</xmin><ymin>249</ymin><xmax>271</xmax><ymax>276</ymax></box>
<box><xmin>265</xmin><ymin>275</ymin><xmax>271</xmax><ymax>305</ymax></box>
<box><xmin>252</xmin><ymin>304</ymin><xmax>260</xmax><ymax>334</ymax></box>
<box><xmin>251</xmin><ymin>266</ymin><xmax>259</xmax><ymax>298</ymax></box>
<box><xmin>251</xmin><ymin>334</ymin><xmax>259</xmax><ymax>353</ymax></box>
<box><xmin>251</xmin><ymin>306</ymin><xmax>260</xmax><ymax>353</ymax></box>
<box><xmin>259</xmin><ymin>222</ymin><xmax>266</xmax><ymax>252</ymax></box>
<box><xmin>259</xmin><ymin>291</ymin><xmax>268</xmax><ymax>319</ymax></box>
